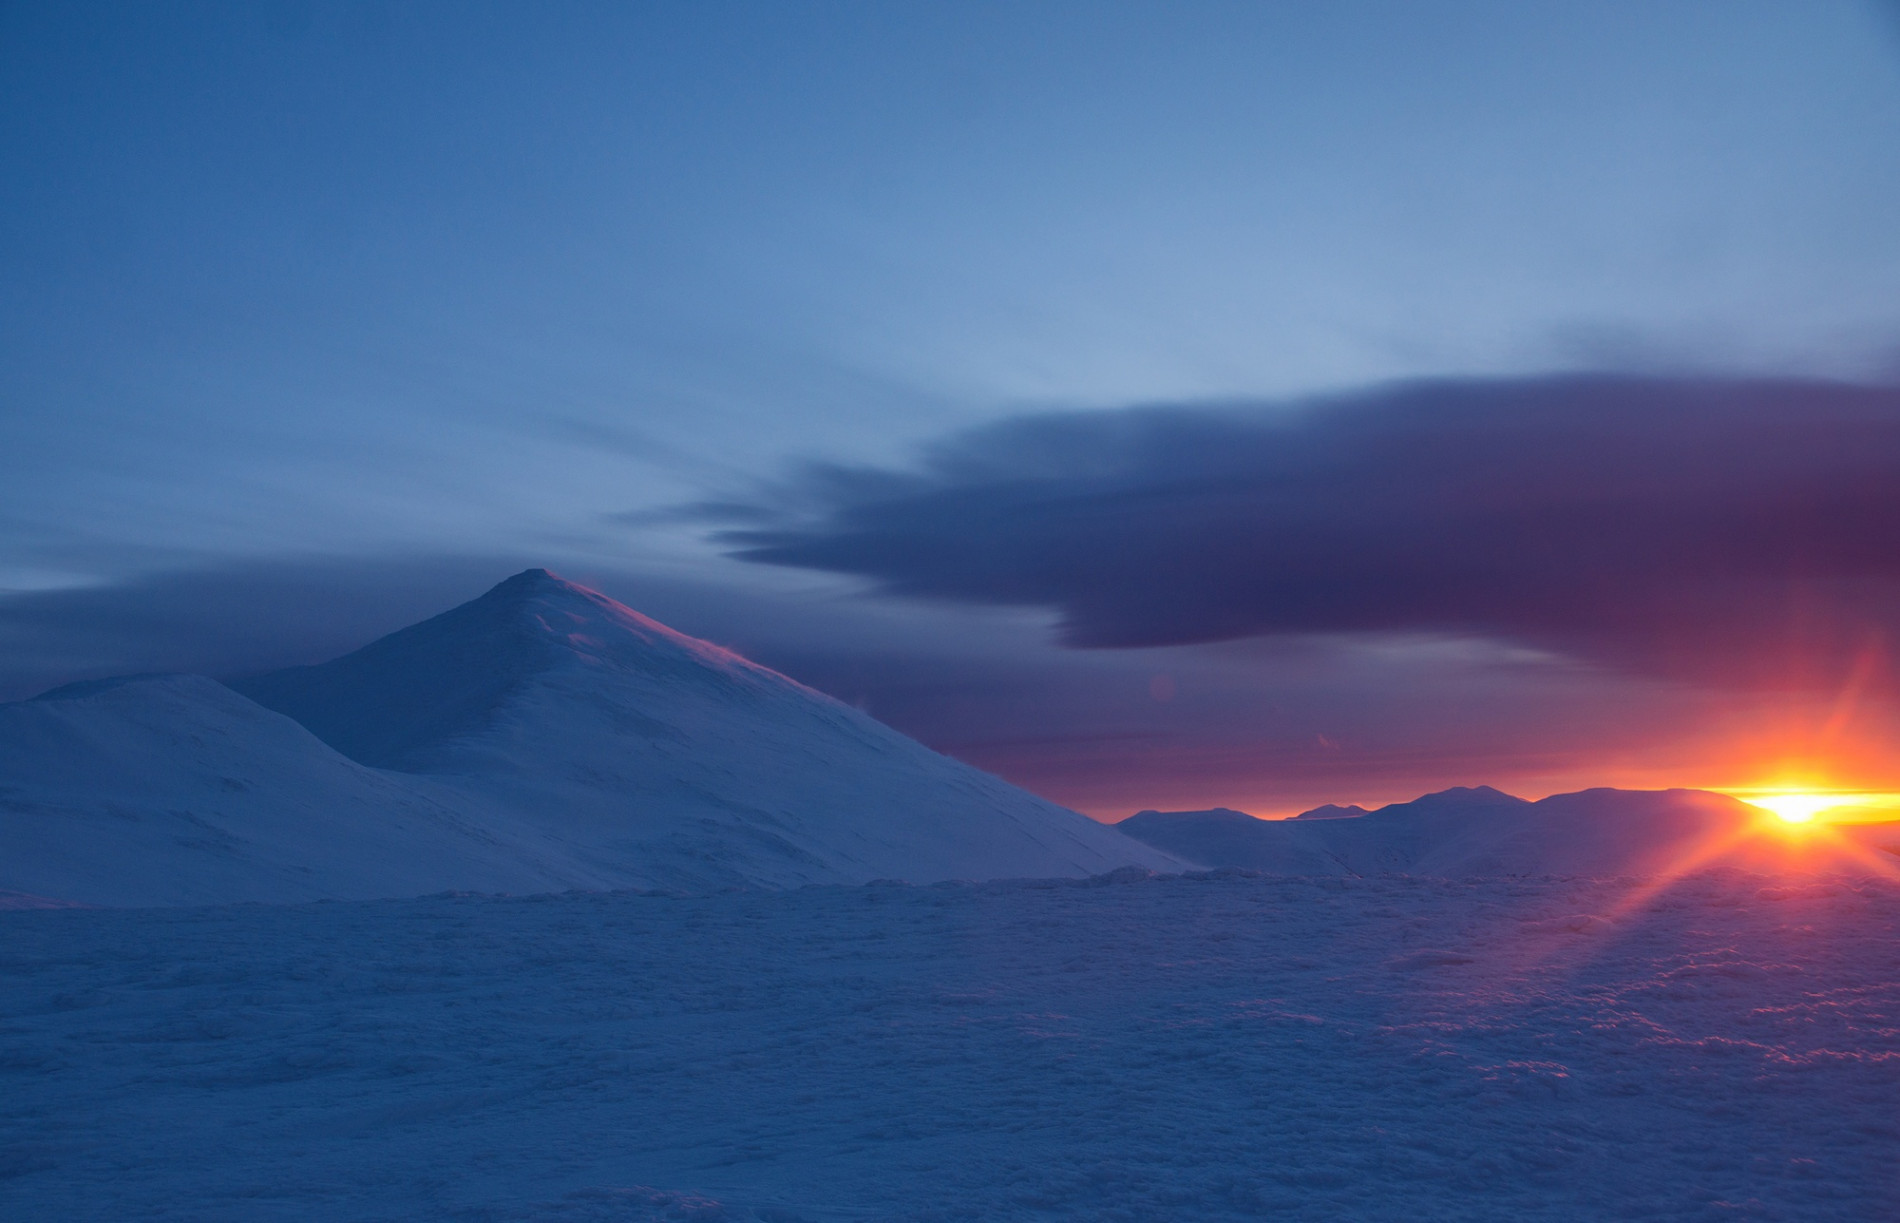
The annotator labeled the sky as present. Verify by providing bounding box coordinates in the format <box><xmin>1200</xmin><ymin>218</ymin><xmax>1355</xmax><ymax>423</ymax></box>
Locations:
<box><xmin>4</xmin><ymin>1</ymin><xmax>1900</xmax><ymax>817</ymax></box>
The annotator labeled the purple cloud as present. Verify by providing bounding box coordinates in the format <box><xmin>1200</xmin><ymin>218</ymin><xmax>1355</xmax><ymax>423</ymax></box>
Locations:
<box><xmin>718</xmin><ymin>376</ymin><xmax>1900</xmax><ymax>690</ymax></box>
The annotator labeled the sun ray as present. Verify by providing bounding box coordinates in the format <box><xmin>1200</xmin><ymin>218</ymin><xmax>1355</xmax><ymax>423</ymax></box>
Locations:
<box><xmin>1816</xmin><ymin>635</ymin><xmax>1888</xmax><ymax>747</ymax></box>
<box><xmin>1592</xmin><ymin>817</ymin><xmax>1768</xmax><ymax>927</ymax></box>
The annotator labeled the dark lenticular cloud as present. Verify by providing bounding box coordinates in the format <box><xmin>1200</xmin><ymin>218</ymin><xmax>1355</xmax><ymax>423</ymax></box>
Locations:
<box><xmin>718</xmin><ymin>376</ymin><xmax>1900</xmax><ymax>688</ymax></box>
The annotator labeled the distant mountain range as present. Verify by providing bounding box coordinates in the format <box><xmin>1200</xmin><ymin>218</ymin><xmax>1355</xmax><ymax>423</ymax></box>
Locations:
<box><xmin>0</xmin><ymin>570</ymin><xmax>1178</xmax><ymax>906</ymax></box>
<box><xmin>1118</xmin><ymin>786</ymin><xmax>1900</xmax><ymax>878</ymax></box>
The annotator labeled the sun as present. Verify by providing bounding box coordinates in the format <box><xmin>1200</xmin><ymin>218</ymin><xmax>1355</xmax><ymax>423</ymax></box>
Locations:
<box><xmin>1744</xmin><ymin>793</ymin><xmax>1841</xmax><ymax>824</ymax></box>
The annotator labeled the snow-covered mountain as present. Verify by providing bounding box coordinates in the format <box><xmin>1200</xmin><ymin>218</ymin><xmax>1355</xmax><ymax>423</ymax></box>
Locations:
<box><xmin>1119</xmin><ymin>786</ymin><xmax>1900</xmax><ymax>878</ymax></box>
<box><xmin>0</xmin><ymin>570</ymin><xmax>1176</xmax><ymax>905</ymax></box>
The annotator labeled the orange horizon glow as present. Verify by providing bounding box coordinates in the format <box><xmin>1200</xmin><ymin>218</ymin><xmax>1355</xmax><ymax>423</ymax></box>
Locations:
<box><xmin>1727</xmin><ymin>789</ymin><xmax>1900</xmax><ymax>825</ymax></box>
<box><xmin>1072</xmin><ymin>661</ymin><xmax>1900</xmax><ymax>823</ymax></box>
<box><xmin>1110</xmin><ymin>783</ymin><xmax>1900</xmax><ymax>826</ymax></box>
<box><xmin>1084</xmin><ymin>637</ymin><xmax>1900</xmax><ymax>824</ymax></box>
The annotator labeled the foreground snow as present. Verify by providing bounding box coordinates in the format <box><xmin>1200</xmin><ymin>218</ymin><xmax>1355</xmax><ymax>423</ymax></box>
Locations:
<box><xmin>4</xmin><ymin>868</ymin><xmax>1896</xmax><ymax>1220</ymax></box>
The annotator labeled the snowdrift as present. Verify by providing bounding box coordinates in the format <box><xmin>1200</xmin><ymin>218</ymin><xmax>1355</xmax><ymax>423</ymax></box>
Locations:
<box><xmin>1119</xmin><ymin>785</ymin><xmax>1900</xmax><ymax>878</ymax></box>
<box><xmin>0</xmin><ymin>570</ymin><xmax>1176</xmax><ymax>905</ymax></box>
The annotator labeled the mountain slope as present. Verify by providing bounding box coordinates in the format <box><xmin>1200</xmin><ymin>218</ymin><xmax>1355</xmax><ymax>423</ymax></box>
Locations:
<box><xmin>229</xmin><ymin>569</ymin><xmax>1180</xmax><ymax>890</ymax></box>
<box><xmin>0</xmin><ymin>675</ymin><xmax>592</xmax><ymax>906</ymax></box>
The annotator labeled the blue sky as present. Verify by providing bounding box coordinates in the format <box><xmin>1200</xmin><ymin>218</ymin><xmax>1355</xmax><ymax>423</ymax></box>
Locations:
<box><xmin>4</xmin><ymin>2</ymin><xmax>1900</xmax><ymax>813</ymax></box>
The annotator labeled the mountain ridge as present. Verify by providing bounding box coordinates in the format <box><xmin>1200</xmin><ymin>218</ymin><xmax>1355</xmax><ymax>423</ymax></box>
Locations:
<box><xmin>1117</xmin><ymin>785</ymin><xmax>1900</xmax><ymax>878</ymax></box>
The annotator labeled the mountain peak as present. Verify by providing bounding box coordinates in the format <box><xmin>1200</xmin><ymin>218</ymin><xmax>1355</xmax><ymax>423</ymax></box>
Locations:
<box><xmin>1291</xmin><ymin>803</ymin><xmax>1370</xmax><ymax>820</ymax></box>
<box><xmin>480</xmin><ymin>567</ymin><xmax>565</xmax><ymax>598</ymax></box>
<box><xmin>1381</xmin><ymin>784</ymin><xmax>1528</xmax><ymax>815</ymax></box>
<box><xmin>461</xmin><ymin>569</ymin><xmax>768</xmax><ymax>679</ymax></box>
<box><xmin>478</xmin><ymin>568</ymin><xmax>594</xmax><ymax>617</ymax></box>
<box><xmin>234</xmin><ymin>568</ymin><xmax>814</xmax><ymax>772</ymax></box>
<box><xmin>232</xmin><ymin>568</ymin><xmax>728</xmax><ymax>769</ymax></box>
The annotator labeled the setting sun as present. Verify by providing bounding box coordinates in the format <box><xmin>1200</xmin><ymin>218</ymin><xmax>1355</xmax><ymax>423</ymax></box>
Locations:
<box><xmin>1728</xmin><ymin>790</ymin><xmax>1900</xmax><ymax>825</ymax></box>
<box><xmin>1745</xmin><ymin>794</ymin><xmax>1838</xmax><ymax>823</ymax></box>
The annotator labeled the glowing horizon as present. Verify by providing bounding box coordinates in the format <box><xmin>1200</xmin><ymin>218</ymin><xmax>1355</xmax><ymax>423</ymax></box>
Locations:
<box><xmin>1729</xmin><ymin>790</ymin><xmax>1900</xmax><ymax>825</ymax></box>
<box><xmin>1151</xmin><ymin>784</ymin><xmax>1900</xmax><ymax>826</ymax></box>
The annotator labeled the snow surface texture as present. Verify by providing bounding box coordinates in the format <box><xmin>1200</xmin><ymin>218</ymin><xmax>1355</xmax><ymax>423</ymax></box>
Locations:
<box><xmin>0</xmin><ymin>571</ymin><xmax>1176</xmax><ymax>905</ymax></box>
<box><xmin>4</xmin><ymin>868</ymin><xmax>1896</xmax><ymax>1220</ymax></box>
<box><xmin>1119</xmin><ymin>786</ymin><xmax>1900</xmax><ymax>880</ymax></box>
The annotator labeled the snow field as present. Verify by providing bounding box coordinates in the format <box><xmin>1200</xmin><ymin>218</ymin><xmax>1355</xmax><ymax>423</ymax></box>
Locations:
<box><xmin>3</xmin><ymin>868</ymin><xmax>1896</xmax><ymax>1221</ymax></box>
